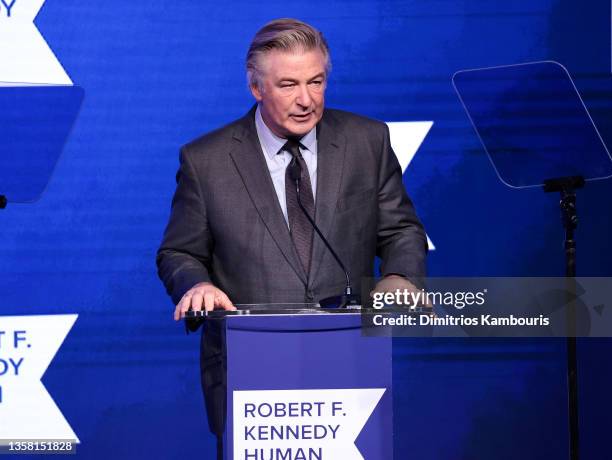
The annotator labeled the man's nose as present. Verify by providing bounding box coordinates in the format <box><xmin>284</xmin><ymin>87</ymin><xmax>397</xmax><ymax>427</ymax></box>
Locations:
<box><xmin>295</xmin><ymin>84</ymin><xmax>312</xmax><ymax>108</ymax></box>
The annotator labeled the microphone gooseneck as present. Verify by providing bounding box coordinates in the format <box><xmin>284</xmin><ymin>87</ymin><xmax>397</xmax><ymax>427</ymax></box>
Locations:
<box><xmin>289</xmin><ymin>157</ymin><xmax>302</xmax><ymax>183</ymax></box>
<box><xmin>289</xmin><ymin>157</ymin><xmax>358</xmax><ymax>307</ymax></box>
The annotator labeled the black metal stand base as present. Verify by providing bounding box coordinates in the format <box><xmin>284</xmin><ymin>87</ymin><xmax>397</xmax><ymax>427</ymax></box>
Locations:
<box><xmin>319</xmin><ymin>293</ymin><xmax>361</xmax><ymax>309</ymax></box>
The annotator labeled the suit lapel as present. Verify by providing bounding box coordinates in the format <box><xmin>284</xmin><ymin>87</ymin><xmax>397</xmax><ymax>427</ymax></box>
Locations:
<box><xmin>309</xmin><ymin>111</ymin><xmax>346</xmax><ymax>286</ymax></box>
<box><xmin>229</xmin><ymin>108</ymin><xmax>308</xmax><ymax>285</ymax></box>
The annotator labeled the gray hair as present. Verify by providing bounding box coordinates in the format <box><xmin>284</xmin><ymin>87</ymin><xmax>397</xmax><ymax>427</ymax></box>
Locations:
<box><xmin>246</xmin><ymin>18</ymin><xmax>331</xmax><ymax>89</ymax></box>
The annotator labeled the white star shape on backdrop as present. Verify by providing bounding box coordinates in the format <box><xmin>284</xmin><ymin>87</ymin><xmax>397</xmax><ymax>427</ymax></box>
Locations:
<box><xmin>0</xmin><ymin>315</ymin><xmax>79</xmax><ymax>441</ymax></box>
<box><xmin>0</xmin><ymin>0</ymin><xmax>71</xmax><ymax>85</ymax></box>
<box><xmin>387</xmin><ymin>121</ymin><xmax>436</xmax><ymax>250</ymax></box>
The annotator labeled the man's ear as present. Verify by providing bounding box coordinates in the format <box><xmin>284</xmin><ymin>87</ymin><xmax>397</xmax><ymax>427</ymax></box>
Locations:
<box><xmin>250</xmin><ymin>82</ymin><xmax>263</xmax><ymax>102</ymax></box>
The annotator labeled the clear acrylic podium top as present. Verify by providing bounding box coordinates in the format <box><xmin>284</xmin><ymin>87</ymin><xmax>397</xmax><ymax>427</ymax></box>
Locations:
<box><xmin>184</xmin><ymin>303</ymin><xmax>433</xmax><ymax>319</ymax></box>
<box><xmin>185</xmin><ymin>303</ymin><xmax>363</xmax><ymax>318</ymax></box>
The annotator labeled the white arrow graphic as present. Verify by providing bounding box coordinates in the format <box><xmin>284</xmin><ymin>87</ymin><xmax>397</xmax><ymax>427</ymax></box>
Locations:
<box><xmin>0</xmin><ymin>314</ymin><xmax>79</xmax><ymax>441</ymax></box>
<box><xmin>0</xmin><ymin>0</ymin><xmax>72</xmax><ymax>85</ymax></box>
<box><xmin>386</xmin><ymin>121</ymin><xmax>436</xmax><ymax>250</ymax></box>
<box><xmin>234</xmin><ymin>388</ymin><xmax>385</xmax><ymax>460</ymax></box>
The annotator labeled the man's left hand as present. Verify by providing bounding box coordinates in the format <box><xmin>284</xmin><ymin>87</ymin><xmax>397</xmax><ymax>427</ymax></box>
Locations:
<box><xmin>371</xmin><ymin>275</ymin><xmax>433</xmax><ymax>310</ymax></box>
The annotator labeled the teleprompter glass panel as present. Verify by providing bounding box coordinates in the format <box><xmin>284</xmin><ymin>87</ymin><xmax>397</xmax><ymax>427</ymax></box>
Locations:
<box><xmin>453</xmin><ymin>61</ymin><xmax>612</xmax><ymax>188</ymax></box>
<box><xmin>0</xmin><ymin>85</ymin><xmax>84</xmax><ymax>203</ymax></box>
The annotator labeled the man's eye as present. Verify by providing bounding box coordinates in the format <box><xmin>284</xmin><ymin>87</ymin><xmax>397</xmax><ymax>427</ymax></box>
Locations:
<box><xmin>310</xmin><ymin>80</ymin><xmax>323</xmax><ymax>86</ymax></box>
<box><xmin>280</xmin><ymin>83</ymin><xmax>295</xmax><ymax>88</ymax></box>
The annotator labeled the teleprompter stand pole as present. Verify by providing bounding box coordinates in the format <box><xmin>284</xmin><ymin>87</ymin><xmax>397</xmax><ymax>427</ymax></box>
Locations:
<box><xmin>543</xmin><ymin>175</ymin><xmax>584</xmax><ymax>460</ymax></box>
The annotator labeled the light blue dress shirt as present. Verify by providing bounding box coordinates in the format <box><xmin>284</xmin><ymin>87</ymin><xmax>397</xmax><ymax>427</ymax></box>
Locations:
<box><xmin>254</xmin><ymin>105</ymin><xmax>318</xmax><ymax>226</ymax></box>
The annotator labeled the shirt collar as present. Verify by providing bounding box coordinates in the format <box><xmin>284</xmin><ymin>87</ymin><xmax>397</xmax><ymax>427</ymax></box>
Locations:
<box><xmin>255</xmin><ymin>104</ymin><xmax>317</xmax><ymax>160</ymax></box>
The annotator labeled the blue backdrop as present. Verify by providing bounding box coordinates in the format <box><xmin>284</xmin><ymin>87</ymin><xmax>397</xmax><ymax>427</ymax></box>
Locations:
<box><xmin>2</xmin><ymin>1</ymin><xmax>612</xmax><ymax>458</ymax></box>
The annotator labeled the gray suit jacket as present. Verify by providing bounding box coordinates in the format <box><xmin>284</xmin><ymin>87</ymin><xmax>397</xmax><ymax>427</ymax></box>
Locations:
<box><xmin>158</xmin><ymin>107</ymin><xmax>426</xmax><ymax>304</ymax></box>
<box><xmin>156</xmin><ymin>106</ymin><xmax>427</xmax><ymax>435</ymax></box>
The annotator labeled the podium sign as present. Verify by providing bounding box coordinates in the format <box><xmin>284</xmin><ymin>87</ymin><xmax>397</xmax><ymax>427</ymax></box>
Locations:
<box><xmin>224</xmin><ymin>313</ymin><xmax>392</xmax><ymax>460</ymax></box>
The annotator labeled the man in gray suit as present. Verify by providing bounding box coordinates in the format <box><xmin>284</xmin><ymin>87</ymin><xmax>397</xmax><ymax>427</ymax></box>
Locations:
<box><xmin>157</xmin><ymin>18</ymin><xmax>427</xmax><ymax>441</ymax></box>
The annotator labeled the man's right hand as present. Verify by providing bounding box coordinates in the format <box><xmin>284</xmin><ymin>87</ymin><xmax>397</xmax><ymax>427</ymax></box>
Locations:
<box><xmin>174</xmin><ymin>282</ymin><xmax>236</xmax><ymax>320</ymax></box>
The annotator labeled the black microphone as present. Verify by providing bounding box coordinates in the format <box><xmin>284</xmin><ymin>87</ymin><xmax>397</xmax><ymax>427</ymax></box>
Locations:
<box><xmin>289</xmin><ymin>157</ymin><xmax>302</xmax><ymax>183</ymax></box>
<box><xmin>289</xmin><ymin>157</ymin><xmax>360</xmax><ymax>308</ymax></box>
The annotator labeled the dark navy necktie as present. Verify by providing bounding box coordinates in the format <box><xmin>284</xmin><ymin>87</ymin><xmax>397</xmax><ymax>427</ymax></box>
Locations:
<box><xmin>283</xmin><ymin>138</ymin><xmax>315</xmax><ymax>276</ymax></box>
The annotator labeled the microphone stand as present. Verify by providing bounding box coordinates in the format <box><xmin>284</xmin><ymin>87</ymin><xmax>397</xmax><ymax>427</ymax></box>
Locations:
<box><xmin>290</xmin><ymin>159</ymin><xmax>360</xmax><ymax>308</ymax></box>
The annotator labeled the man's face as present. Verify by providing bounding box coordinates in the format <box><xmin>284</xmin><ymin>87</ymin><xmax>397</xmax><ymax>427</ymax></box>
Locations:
<box><xmin>250</xmin><ymin>48</ymin><xmax>327</xmax><ymax>138</ymax></box>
